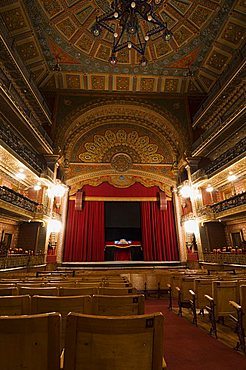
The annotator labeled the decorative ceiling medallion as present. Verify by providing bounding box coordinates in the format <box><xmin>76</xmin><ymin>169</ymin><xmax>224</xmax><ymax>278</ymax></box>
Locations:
<box><xmin>108</xmin><ymin>175</ymin><xmax>135</xmax><ymax>188</ymax></box>
<box><xmin>111</xmin><ymin>153</ymin><xmax>133</xmax><ymax>172</ymax></box>
<box><xmin>78</xmin><ymin>129</ymin><xmax>164</xmax><ymax>163</ymax></box>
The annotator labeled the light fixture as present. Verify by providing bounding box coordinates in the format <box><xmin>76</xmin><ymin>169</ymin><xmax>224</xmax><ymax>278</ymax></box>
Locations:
<box><xmin>16</xmin><ymin>168</ymin><xmax>26</xmax><ymax>180</ymax></box>
<box><xmin>92</xmin><ymin>0</ymin><xmax>172</xmax><ymax>66</ymax></box>
<box><xmin>47</xmin><ymin>181</ymin><xmax>67</xmax><ymax>198</ymax></box>
<box><xmin>184</xmin><ymin>219</ymin><xmax>198</xmax><ymax>234</ymax></box>
<box><xmin>179</xmin><ymin>184</ymin><xmax>193</xmax><ymax>199</ymax></box>
<box><xmin>34</xmin><ymin>182</ymin><xmax>41</xmax><ymax>191</ymax></box>
<box><xmin>227</xmin><ymin>172</ymin><xmax>237</xmax><ymax>182</ymax></box>
<box><xmin>48</xmin><ymin>219</ymin><xmax>62</xmax><ymax>233</ymax></box>
<box><xmin>206</xmin><ymin>184</ymin><xmax>214</xmax><ymax>193</ymax></box>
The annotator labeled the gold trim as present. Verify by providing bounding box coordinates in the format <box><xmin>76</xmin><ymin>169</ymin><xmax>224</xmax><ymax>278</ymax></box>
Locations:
<box><xmin>69</xmin><ymin>196</ymin><xmax>172</xmax><ymax>201</ymax></box>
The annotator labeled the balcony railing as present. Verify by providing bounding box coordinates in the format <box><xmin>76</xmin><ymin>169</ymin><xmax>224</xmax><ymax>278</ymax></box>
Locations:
<box><xmin>0</xmin><ymin>186</ymin><xmax>39</xmax><ymax>213</ymax></box>
<box><xmin>205</xmin><ymin>137</ymin><xmax>246</xmax><ymax>176</ymax></box>
<box><xmin>0</xmin><ymin>116</ymin><xmax>47</xmax><ymax>173</ymax></box>
<box><xmin>0</xmin><ymin>254</ymin><xmax>45</xmax><ymax>270</ymax></box>
<box><xmin>210</xmin><ymin>192</ymin><xmax>246</xmax><ymax>214</ymax></box>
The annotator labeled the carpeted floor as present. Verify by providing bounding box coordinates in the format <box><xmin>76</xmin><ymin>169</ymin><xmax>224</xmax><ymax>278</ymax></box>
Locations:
<box><xmin>145</xmin><ymin>298</ymin><xmax>246</xmax><ymax>370</ymax></box>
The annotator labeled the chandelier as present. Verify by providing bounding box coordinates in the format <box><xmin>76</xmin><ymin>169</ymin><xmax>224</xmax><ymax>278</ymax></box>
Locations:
<box><xmin>92</xmin><ymin>0</ymin><xmax>173</xmax><ymax>66</ymax></box>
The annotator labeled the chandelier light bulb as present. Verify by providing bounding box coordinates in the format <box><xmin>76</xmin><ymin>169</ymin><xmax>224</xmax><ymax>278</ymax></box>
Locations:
<box><xmin>164</xmin><ymin>29</ymin><xmax>172</xmax><ymax>41</ymax></box>
<box><xmin>114</xmin><ymin>12</ymin><xmax>118</xmax><ymax>18</ymax></box>
<box><xmin>147</xmin><ymin>14</ymin><xmax>152</xmax><ymax>21</ymax></box>
<box><xmin>131</xmin><ymin>2</ymin><xmax>136</xmax><ymax>8</ymax></box>
<box><xmin>144</xmin><ymin>35</ymin><xmax>149</xmax><ymax>41</ymax></box>
<box><xmin>109</xmin><ymin>54</ymin><xmax>117</xmax><ymax>65</ymax></box>
<box><xmin>114</xmin><ymin>32</ymin><xmax>118</xmax><ymax>38</ymax></box>
<box><xmin>128</xmin><ymin>42</ymin><xmax>132</xmax><ymax>49</ymax></box>
<box><xmin>140</xmin><ymin>57</ymin><xmax>147</xmax><ymax>67</ymax></box>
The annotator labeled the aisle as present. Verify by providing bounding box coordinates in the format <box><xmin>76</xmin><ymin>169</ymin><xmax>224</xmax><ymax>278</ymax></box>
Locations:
<box><xmin>145</xmin><ymin>299</ymin><xmax>246</xmax><ymax>370</ymax></box>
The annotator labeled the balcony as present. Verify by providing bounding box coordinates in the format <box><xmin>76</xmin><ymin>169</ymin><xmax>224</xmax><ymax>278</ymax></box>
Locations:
<box><xmin>0</xmin><ymin>116</ymin><xmax>47</xmax><ymax>173</ymax></box>
<box><xmin>0</xmin><ymin>253</ymin><xmax>45</xmax><ymax>270</ymax></box>
<box><xmin>210</xmin><ymin>192</ymin><xmax>246</xmax><ymax>216</ymax></box>
<box><xmin>0</xmin><ymin>186</ymin><xmax>39</xmax><ymax>213</ymax></box>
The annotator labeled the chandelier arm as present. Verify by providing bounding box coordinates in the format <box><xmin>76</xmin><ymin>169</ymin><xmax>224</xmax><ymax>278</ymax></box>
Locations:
<box><xmin>150</xmin><ymin>13</ymin><xmax>167</xmax><ymax>28</ymax></box>
<box><xmin>131</xmin><ymin>43</ymin><xmax>145</xmax><ymax>54</ymax></box>
<box><xmin>136</xmin><ymin>31</ymin><xmax>146</xmax><ymax>54</ymax></box>
<box><xmin>114</xmin><ymin>42</ymin><xmax>130</xmax><ymax>53</ymax></box>
<box><xmin>97</xmin><ymin>11</ymin><xmax>118</xmax><ymax>23</ymax></box>
<box><xmin>113</xmin><ymin>22</ymin><xmax>128</xmax><ymax>52</ymax></box>
<box><xmin>97</xmin><ymin>20</ymin><xmax>115</xmax><ymax>34</ymax></box>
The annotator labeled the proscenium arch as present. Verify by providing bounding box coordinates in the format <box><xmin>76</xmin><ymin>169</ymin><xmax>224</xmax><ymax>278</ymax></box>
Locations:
<box><xmin>55</xmin><ymin>99</ymin><xmax>189</xmax><ymax>160</ymax></box>
<box><xmin>56</xmin><ymin>99</ymin><xmax>189</xmax><ymax>191</ymax></box>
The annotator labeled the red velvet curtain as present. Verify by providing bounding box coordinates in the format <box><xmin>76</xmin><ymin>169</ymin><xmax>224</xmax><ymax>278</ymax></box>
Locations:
<box><xmin>63</xmin><ymin>200</ymin><xmax>105</xmax><ymax>262</ymax></box>
<box><xmin>141</xmin><ymin>201</ymin><xmax>179</xmax><ymax>261</ymax></box>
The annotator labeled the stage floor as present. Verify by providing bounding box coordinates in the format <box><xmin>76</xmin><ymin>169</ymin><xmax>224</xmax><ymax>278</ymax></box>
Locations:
<box><xmin>60</xmin><ymin>260</ymin><xmax>184</xmax><ymax>270</ymax></box>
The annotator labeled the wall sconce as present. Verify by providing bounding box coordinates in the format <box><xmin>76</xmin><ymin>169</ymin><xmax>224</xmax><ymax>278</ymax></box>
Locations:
<box><xmin>184</xmin><ymin>219</ymin><xmax>199</xmax><ymax>234</ymax></box>
<box><xmin>48</xmin><ymin>219</ymin><xmax>62</xmax><ymax>233</ymax></box>
<box><xmin>179</xmin><ymin>184</ymin><xmax>193</xmax><ymax>199</ymax></box>
<box><xmin>16</xmin><ymin>168</ymin><xmax>26</xmax><ymax>180</ymax></box>
<box><xmin>47</xmin><ymin>181</ymin><xmax>67</xmax><ymax>198</ymax></box>
<box><xmin>206</xmin><ymin>184</ymin><xmax>214</xmax><ymax>193</ymax></box>
<box><xmin>227</xmin><ymin>172</ymin><xmax>237</xmax><ymax>182</ymax></box>
<box><xmin>34</xmin><ymin>183</ymin><xmax>41</xmax><ymax>191</ymax></box>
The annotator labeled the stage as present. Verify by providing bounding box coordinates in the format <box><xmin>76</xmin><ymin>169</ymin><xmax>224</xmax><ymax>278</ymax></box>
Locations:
<box><xmin>59</xmin><ymin>260</ymin><xmax>184</xmax><ymax>270</ymax></box>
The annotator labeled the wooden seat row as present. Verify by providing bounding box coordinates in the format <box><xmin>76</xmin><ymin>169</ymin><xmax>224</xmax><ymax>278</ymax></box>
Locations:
<box><xmin>0</xmin><ymin>311</ymin><xmax>166</xmax><ymax>370</ymax></box>
<box><xmin>0</xmin><ymin>285</ymin><xmax>138</xmax><ymax>296</ymax></box>
<box><xmin>0</xmin><ymin>294</ymin><xmax>145</xmax><ymax>316</ymax></box>
<box><xmin>172</xmin><ymin>275</ymin><xmax>246</xmax><ymax>354</ymax></box>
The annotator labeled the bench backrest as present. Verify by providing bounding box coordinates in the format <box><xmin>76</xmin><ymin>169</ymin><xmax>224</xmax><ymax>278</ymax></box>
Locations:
<box><xmin>92</xmin><ymin>294</ymin><xmax>145</xmax><ymax>315</ymax></box>
<box><xmin>18</xmin><ymin>286</ymin><xmax>59</xmax><ymax>296</ymax></box>
<box><xmin>98</xmin><ymin>287</ymin><xmax>137</xmax><ymax>295</ymax></box>
<box><xmin>63</xmin><ymin>312</ymin><xmax>164</xmax><ymax>370</ymax></box>
<box><xmin>0</xmin><ymin>295</ymin><xmax>31</xmax><ymax>315</ymax></box>
<box><xmin>212</xmin><ymin>280</ymin><xmax>239</xmax><ymax>317</ymax></box>
<box><xmin>0</xmin><ymin>312</ymin><xmax>61</xmax><ymax>370</ymax></box>
<box><xmin>59</xmin><ymin>286</ymin><xmax>98</xmax><ymax>296</ymax></box>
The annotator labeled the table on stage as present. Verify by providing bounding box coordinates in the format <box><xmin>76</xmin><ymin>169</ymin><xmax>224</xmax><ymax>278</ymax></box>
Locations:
<box><xmin>104</xmin><ymin>241</ymin><xmax>142</xmax><ymax>261</ymax></box>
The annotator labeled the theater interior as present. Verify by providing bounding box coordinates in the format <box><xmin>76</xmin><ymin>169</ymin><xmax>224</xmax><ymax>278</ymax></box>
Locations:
<box><xmin>0</xmin><ymin>1</ymin><xmax>245</xmax><ymax>369</ymax></box>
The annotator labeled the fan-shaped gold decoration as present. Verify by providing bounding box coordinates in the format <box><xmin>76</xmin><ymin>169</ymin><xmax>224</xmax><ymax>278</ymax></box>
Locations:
<box><xmin>79</xmin><ymin>129</ymin><xmax>164</xmax><ymax>164</ymax></box>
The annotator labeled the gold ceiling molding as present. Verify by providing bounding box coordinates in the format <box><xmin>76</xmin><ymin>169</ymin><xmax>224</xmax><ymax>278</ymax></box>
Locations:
<box><xmin>78</xmin><ymin>129</ymin><xmax>164</xmax><ymax>164</ymax></box>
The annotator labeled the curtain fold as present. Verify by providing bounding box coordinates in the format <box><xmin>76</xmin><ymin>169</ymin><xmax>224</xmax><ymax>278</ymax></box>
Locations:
<box><xmin>141</xmin><ymin>201</ymin><xmax>179</xmax><ymax>261</ymax></box>
<box><xmin>63</xmin><ymin>200</ymin><xmax>105</xmax><ymax>262</ymax></box>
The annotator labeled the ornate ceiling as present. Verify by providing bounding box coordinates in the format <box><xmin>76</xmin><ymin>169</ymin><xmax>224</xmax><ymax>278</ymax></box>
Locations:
<box><xmin>0</xmin><ymin>0</ymin><xmax>245</xmax><ymax>94</ymax></box>
<box><xmin>0</xmin><ymin>0</ymin><xmax>245</xmax><ymax>193</ymax></box>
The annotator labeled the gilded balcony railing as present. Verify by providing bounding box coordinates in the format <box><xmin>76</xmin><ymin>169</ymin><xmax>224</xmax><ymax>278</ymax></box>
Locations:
<box><xmin>0</xmin><ymin>186</ymin><xmax>39</xmax><ymax>213</ymax></box>
<box><xmin>210</xmin><ymin>192</ymin><xmax>246</xmax><ymax>213</ymax></box>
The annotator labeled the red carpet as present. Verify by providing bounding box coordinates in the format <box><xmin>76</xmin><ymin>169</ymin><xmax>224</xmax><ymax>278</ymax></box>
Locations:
<box><xmin>145</xmin><ymin>299</ymin><xmax>246</xmax><ymax>370</ymax></box>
